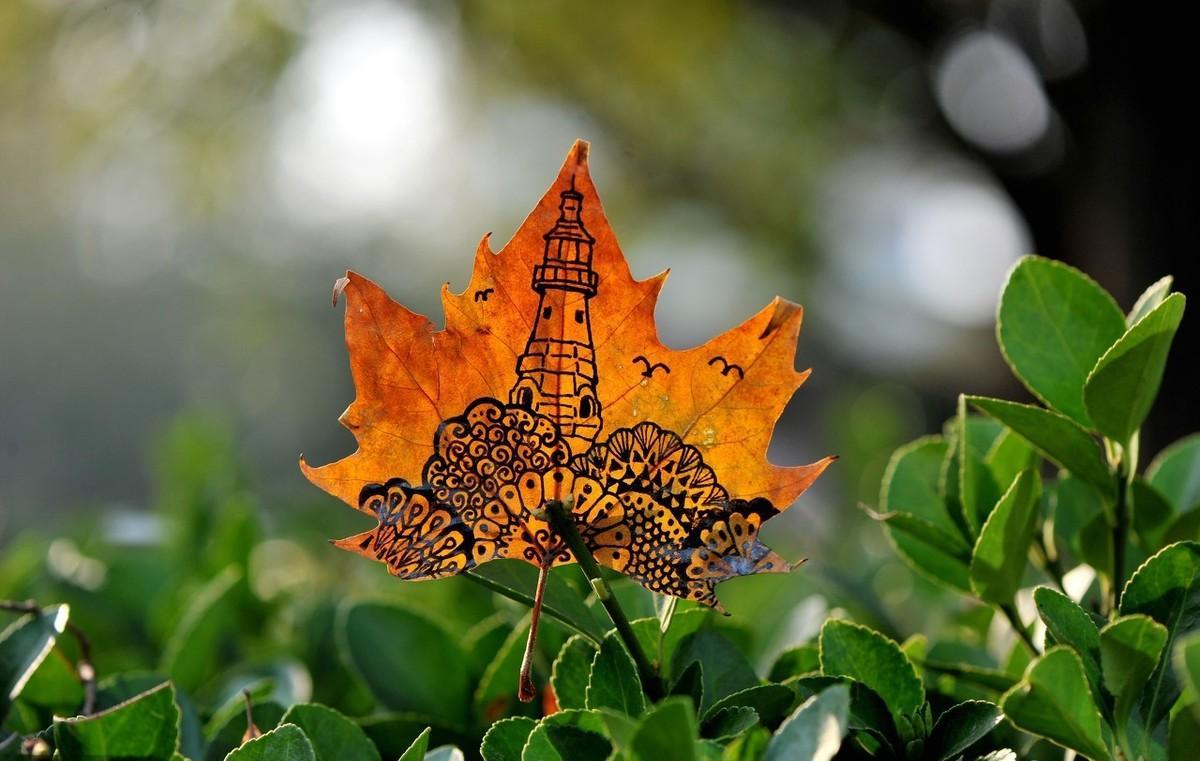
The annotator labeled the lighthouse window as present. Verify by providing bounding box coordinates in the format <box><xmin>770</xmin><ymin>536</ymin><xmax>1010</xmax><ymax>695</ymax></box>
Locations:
<box><xmin>580</xmin><ymin>396</ymin><xmax>593</xmax><ymax>418</ymax></box>
<box><xmin>574</xmin><ymin>309</ymin><xmax>584</xmax><ymax>324</ymax></box>
<box><xmin>518</xmin><ymin>388</ymin><xmax>533</xmax><ymax>409</ymax></box>
<box><xmin>542</xmin><ymin>306</ymin><xmax>552</xmax><ymax>319</ymax></box>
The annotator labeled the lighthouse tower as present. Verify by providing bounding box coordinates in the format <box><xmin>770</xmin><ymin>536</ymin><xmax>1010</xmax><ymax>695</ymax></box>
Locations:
<box><xmin>509</xmin><ymin>181</ymin><xmax>602</xmax><ymax>454</ymax></box>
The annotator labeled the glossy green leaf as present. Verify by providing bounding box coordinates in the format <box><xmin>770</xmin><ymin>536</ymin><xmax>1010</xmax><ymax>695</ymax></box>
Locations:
<box><xmin>1033</xmin><ymin>586</ymin><xmax>1102</xmax><ymax>699</ymax></box>
<box><xmin>225</xmin><ymin>724</ymin><xmax>315</xmax><ymax>761</ymax></box>
<box><xmin>958</xmin><ymin>400</ymin><xmax>1005</xmax><ymax>536</ymax></box>
<box><xmin>160</xmin><ymin>565</ymin><xmax>242</xmax><ymax>694</ymax></box>
<box><xmin>522</xmin><ymin>718</ymin><xmax>611</xmax><ymax>761</ymax></box>
<box><xmin>396</xmin><ymin>726</ymin><xmax>431</xmax><ymax>761</ymax></box>
<box><xmin>768</xmin><ymin>645</ymin><xmax>820</xmax><ymax>682</ymax></box>
<box><xmin>203</xmin><ymin>700</ymin><xmax>285</xmax><ymax>761</ymax></box>
<box><xmin>764</xmin><ymin>684</ymin><xmax>849</xmax><ymax>761</ymax></box>
<box><xmin>790</xmin><ymin>675</ymin><xmax>898</xmax><ymax>753</ymax></box>
<box><xmin>985</xmin><ymin>430</ymin><xmax>1037</xmax><ymax>496</ymax></box>
<box><xmin>967</xmin><ymin>396</ymin><xmax>1113</xmax><ymax>499</ymax></box>
<box><xmin>468</xmin><ymin>561</ymin><xmax>605</xmax><ymax>643</ymax></box>
<box><xmin>1170</xmin><ymin>707</ymin><xmax>1200</xmax><ymax>761</ymax></box>
<box><xmin>925</xmin><ymin>700</ymin><xmax>1002</xmax><ymax>761</ymax></box>
<box><xmin>1147</xmin><ymin>434</ymin><xmax>1200</xmax><ymax>512</ymax></box>
<box><xmin>586</xmin><ymin>632</ymin><xmax>646</xmax><ymax>716</ymax></box>
<box><xmin>999</xmin><ymin>647</ymin><xmax>1112</xmax><ymax>761</ymax></box>
<box><xmin>0</xmin><ymin>604</ymin><xmax>68</xmax><ymax>724</ymax></box>
<box><xmin>818</xmin><ymin>619</ymin><xmax>923</xmax><ymax>720</ymax></box>
<box><xmin>339</xmin><ymin>602</ymin><xmax>470</xmax><ymax>726</ymax></box>
<box><xmin>550</xmin><ymin>635</ymin><xmax>597</xmax><ymax>712</ymax></box>
<box><xmin>630</xmin><ymin>608</ymin><xmax>709</xmax><ymax>674</ymax></box>
<box><xmin>280</xmin><ymin>703</ymin><xmax>380</xmax><ymax>761</ymax></box>
<box><xmin>1119</xmin><ymin>541</ymin><xmax>1200</xmax><ymax>729</ymax></box>
<box><xmin>1052</xmin><ymin>473</ymin><xmax>1106</xmax><ymax>559</ymax></box>
<box><xmin>867</xmin><ymin>510</ymin><xmax>971</xmax><ymax>560</ymax></box>
<box><xmin>702</xmin><ymin>706</ymin><xmax>759</xmax><ymax>741</ymax></box>
<box><xmin>703</xmin><ymin>684</ymin><xmax>794</xmax><ymax>726</ymax></box>
<box><xmin>970</xmin><ymin>470</ymin><xmax>1041</xmax><ymax>605</ymax></box>
<box><xmin>481</xmin><ymin>717</ymin><xmax>536</xmax><ymax>761</ymax></box>
<box><xmin>1099</xmin><ymin>614</ymin><xmax>1167</xmax><ymax>734</ymax></box>
<box><xmin>670</xmin><ymin>630</ymin><xmax>758</xmax><ymax>717</ymax></box>
<box><xmin>997</xmin><ymin>255</ymin><xmax>1126</xmax><ymax>427</ymax></box>
<box><xmin>1132</xmin><ymin>479</ymin><xmax>1175</xmax><ymax>553</ymax></box>
<box><xmin>1084</xmin><ymin>292</ymin><xmax>1186</xmax><ymax>444</ymax></box>
<box><xmin>1127</xmin><ymin>275</ymin><xmax>1173</xmax><ymax>327</ymax></box>
<box><xmin>54</xmin><ymin>682</ymin><xmax>179</xmax><ymax>761</ymax></box>
<box><xmin>474</xmin><ymin>616</ymin><xmax>530</xmax><ymax>719</ymax></box>
<box><xmin>630</xmin><ymin>698</ymin><xmax>697</xmax><ymax>761</ymax></box>
<box><xmin>881</xmin><ymin>437</ymin><xmax>972</xmax><ymax>593</ymax></box>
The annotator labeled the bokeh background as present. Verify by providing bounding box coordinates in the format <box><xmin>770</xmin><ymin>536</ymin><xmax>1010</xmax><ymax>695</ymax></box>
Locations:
<box><xmin>2</xmin><ymin>0</ymin><xmax>1196</xmax><ymax>658</ymax></box>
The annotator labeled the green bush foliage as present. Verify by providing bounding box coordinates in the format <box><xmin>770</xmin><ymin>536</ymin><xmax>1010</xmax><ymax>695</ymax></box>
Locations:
<box><xmin>1</xmin><ymin>255</ymin><xmax>1194</xmax><ymax>760</ymax></box>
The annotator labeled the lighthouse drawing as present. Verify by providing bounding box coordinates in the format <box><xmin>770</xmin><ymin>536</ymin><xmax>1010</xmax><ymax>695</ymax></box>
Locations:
<box><xmin>509</xmin><ymin>180</ymin><xmax>602</xmax><ymax>454</ymax></box>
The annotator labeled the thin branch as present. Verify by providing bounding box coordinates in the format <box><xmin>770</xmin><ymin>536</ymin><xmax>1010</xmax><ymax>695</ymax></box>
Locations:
<box><xmin>0</xmin><ymin>600</ymin><xmax>96</xmax><ymax>715</ymax></box>
<box><xmin>463</xmin><ymin>571</ymin><xmax>601</xmax><ymax>646</ymax></box>
<box><xmin>518</xmin><ymin>562</ymin><xmax>551</xmax><ymax>702</ymax></box>
<box><xmin>999</xmin><ymin>602</ymin><xmax>1038</xmax><ymax>654</ymax></box>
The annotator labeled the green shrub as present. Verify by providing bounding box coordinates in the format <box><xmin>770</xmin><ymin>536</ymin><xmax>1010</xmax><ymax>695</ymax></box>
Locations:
<box><xmin>1</xmin><ymin>256</ymin><xmax>1194</xmax><ymax>760</ymax></box>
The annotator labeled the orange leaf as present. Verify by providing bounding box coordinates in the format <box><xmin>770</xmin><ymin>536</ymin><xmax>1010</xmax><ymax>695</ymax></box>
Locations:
<box><xmin>302</xmin><ymin>140</ymin><xmax>833</xmax><ymax>609</ymax></box>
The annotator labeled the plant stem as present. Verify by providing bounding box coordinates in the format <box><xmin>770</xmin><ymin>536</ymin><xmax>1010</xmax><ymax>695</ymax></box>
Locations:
<box><xmin>544</xmin><ymin>499</ymin><xmax>662</xmax><ymax>700</ymax></box>
<box><xmin>1</xmin><ymin>599</ymin><xmax>96</xmax><ymax>715</ymax></box>
<box><xmin>517</xmin><ymin>562</ymin><xmax>550</xmax><ymax>703</ymax></box>
<box><xmin>1112</xmin><ymin>471</ymin><xmax>1130</xmax><ymax>615</ymax></box>
<box><xmin>999</xmin><ymin>602</ymin><xmax>1038</xmax><ymax>654</ymax></box>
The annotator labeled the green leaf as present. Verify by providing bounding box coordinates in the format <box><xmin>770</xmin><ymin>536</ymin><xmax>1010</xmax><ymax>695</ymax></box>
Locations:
<box><xmin>1099</xmin><ymin>614</ymin><xmax>1167</xmax><ymax>735</ymax></box>
<box><xmin>1084</xmin><ymin>292</ymin><xmax>1186</xmax><ymax>444</ymax></box>
<box><xmin>925</xmin><ymin>700</ymin><xmax>1002</xmax><ymax>761</ymax></box>
<box><xmin>1119</xmin><ymin>541</ymin><xmax>1200</xmax><ymax>729</ymax></box>
<box><xmin>958</xmin><ymin>400</ymin><xmax>1005</xmax><ymax>536</ymax></box>
<box><xmin>339</xmin><ymin>602</ymin><xmax>470</xmax><ymax>726</ymax></box>
<box><xmin>764</xmin><ymin>684</ymin><xmax>849</xmax><ymax>761</ymax></box>
<box><xmin>1053</xmin><ymin>473</ymin><xmax>1106</xmax><ymax>559</ymax></box>
<box><xmin>702</xmin><ymin>706</ymin><xmax>759</xmax><ymax>741</ymax></box>
<box><xmin>224</xmin><ymin>724</ymin><xmax>316</xmax><ymax>761</ymax></box>
<box><xmin>670</xmin><ymin>630</ymin><xmax>759</xmax><ymax>717</ymax></box>
<box><xmin>985</xmin><ymin>430</ymin><xmax>1037</xmax><ymax>496</ymax></box>
<box><xmin>967</xmin><ymin>396</ymin><xmax>1114</xmax><ymax>499</ymax></box>
<box><xmin>481</xmin><ymin>718</ymin><xmax>536</xmax><ymax>761</ymax></box>
<box><xmin>474</xmin><ymin>616</ymin><xmax>530</xmax><ymax>719</ymax></box>
<box><xmin>468</xmin><ymin>561</ymin><xmax>605</xmax><ymax>643</ymax></box>
<box><xmin>1033</xmin><ymin>586</ymin><xmax>1102</xmax><ymax>700</ymax></box>
<box><xmin>1127</xmin><ymin>275</ymin><xmax>1173</xmax><ymax>327</ymax></box>
<box><xmin>397</xmin><ymin>726</ymin><xmax>431</xmax><ymax>761</ymax></box>
<box><xmin>1132</xmin><ymin>479</ymin><xmax>1175</xmax><ymax>553</ymax></box>
<box><xmin>160</xmin><ymin>565</ymin><xmax>242</xmax><ymax>694</ymax></box>
<box><xmin>17</xmin><ymin>648</ymin><xmax>82</xmax><ymax>715</ymax></box>
<box><xmin>54</xmin><ymin>682</ymin><xmax>180</xmax><ymax>761</ymax></box>
<box><xmin>586</xmin><ymin>632</ymin><xmax>646</xmax><ymax>716</ymax></box>
<box><xmin>0</xmin><ymin>604</ymin><xmax>68</xmax><ymax>723</ymax></box>
<box><xmin>1170</xmin><ymin>707</ymin><xmax>1200</xmax><ymax>761</ymax></box>
<box><xmin>999</xmin><ymin>646</ymin><xmax>1112</xmax><ymax>761</ymax></box>
<box><xmin>790</xmin><ymin>675</ymin><xmax>898</xmax><ymax>753</ymax></box>
<box><xmin>630</xmin><ymin>698</ymin><xmax>698</xmax><ymax>761</ymax></box>
<box><xmin>357</xmin><ymin>714</ymin><xmax>468</xmax><ymax>761</ymax></box>
<box><xmin>997</xmin><ymin>255</ymin><xmax>1126</xmax><ymax>427</ymax></box>
<box><xmin>703</xmin><ymin>684</ymin><xmax>793</xmax><ymax>726</ymax></box>
<box><xmin>280</xmin><ymin>703</ymin><xmax>380</xmax><ymax>761</ymax></box>
<box><xmin>1147</xmin><ymin>434</ymin><xmax>1200</xmax><ymax>512</ymax></box>
<box><xmin>1175</xmin><ymin>632</ymin><xmax>1200</xmax><ymax>712</ymax></box>
<box><xmin>550</xmin><ymin>635</ymin><xmax>597</xmax><ymax>711</ymax></box>
<box><xmin>969</xmin><ymin>470</ymin><xmax>1042</xmax><ymax>606</ymax></box>
<box><xmin>522</xmin><ymin>719</ymin><xmax>611</xmax><ymax>761</ymax></box>
<box><xmin>768</xmin><ymin>645</ymin><xmax>820</xmax><ymax>682</ymax></box>
<box><xmin>818</xmin><ymin>619</ymin><xmax>923</xmax><ymax>721</ymax></box>
<box><xmin>630</xmin><ymin>609</ymin><xmax>710</xmax><ymax>675</ymax></box>
<box><xmin>866</xmin><ymin>510</ymin><xmax>971</xmax><ymax>560</ymax></box>
<box><xmin>881</xmin><ymin>437</ymin><xmax>972</xmax><ymax>593</ymax></box>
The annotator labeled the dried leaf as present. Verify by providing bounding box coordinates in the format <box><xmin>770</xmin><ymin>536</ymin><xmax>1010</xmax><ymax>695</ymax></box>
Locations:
<box><xmin>302</xmin><ymin>141</ymin><xmax>832</xmax><ymax>609</ymax></box>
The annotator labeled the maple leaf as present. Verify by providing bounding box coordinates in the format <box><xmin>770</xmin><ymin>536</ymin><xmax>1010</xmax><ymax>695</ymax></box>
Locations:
<box><xmin>302</xmin><ymin>141</ymin><xmax>833</xmax><ymax>614</ymax></box>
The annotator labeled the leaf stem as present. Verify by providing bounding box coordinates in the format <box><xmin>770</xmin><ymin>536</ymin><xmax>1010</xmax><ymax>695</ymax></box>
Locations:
<box><xmin>1</xmin><ymin>599</ymin><xmax>96</xmax><ymax>715</ymax></box>
<box><xmin>517</xmin><ymin>562</ymin><xmax>550</xmax><ymax>703</ymax></box>
<box><xmin>544</xmin><ymin>499</ymin><xmax>663</xmax><ymax>700</ymax></box>
<box><xmin>999</xmin><ymin>602</ymin><xmax>1038</xmax><ymax>654</ymax></box>
<box><xmin>1111</xmin><ymin>465</ymin><xmax>1130</xmax><ymax>615</ymax></box>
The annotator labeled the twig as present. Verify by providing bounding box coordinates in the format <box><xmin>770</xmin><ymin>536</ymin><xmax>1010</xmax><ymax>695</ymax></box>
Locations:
<box><xmin>0</xmin><ymin>600</ymin><xmax>96</xmax><ymax>715</ymax></box>
<box><xmin>544</xmin><ymin>500</ymin><xmax>663</xmax><ymax>700</ymax></box>
<box><xmin>999</xmin><ymin>602</ymin><xmax>1038</xmax><ymax>654</ymax></box>
<box><xmin>463</xmin><ymin>571</ymin><xmax>601</xmax><ymax>646</ymax></box>
<box><xmin>517</xmin><ymin>562</ymin><xmax>551</xmax><ymax>703</ymax></box>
